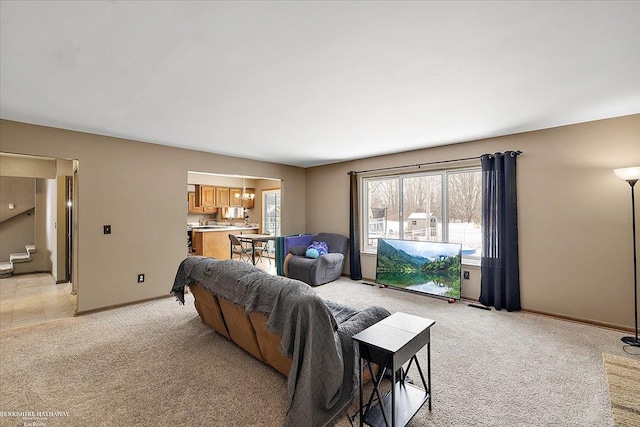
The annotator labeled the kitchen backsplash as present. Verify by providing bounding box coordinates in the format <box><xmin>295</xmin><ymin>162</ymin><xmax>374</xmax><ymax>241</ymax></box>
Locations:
<box><xmin>187</xmin><ymin>213</ymin><xmax>216</xmax><ymax>223</ymax></box>
<box><xmin>187</xmin><ymin>207</ymin><xmax>259</xmax><ymax>225</ymax></box>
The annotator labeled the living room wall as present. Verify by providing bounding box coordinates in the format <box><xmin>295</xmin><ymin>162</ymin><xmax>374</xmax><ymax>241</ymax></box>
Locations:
<box><xmin>0</xmin><ymin>119</ymin><xmax>306</xmax><ymax>313</ymax></box>
<box><xmin>305</xmin><ymin>114</ymin><xmax>640</xmax><ymax>331</ymax></box>
<box><xmin>2</xmin><ymin>115</ymin><xmax>638</xmax><ymax>329</ymax></box>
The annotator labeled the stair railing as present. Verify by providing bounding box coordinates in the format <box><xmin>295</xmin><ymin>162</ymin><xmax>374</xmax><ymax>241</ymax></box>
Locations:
<box><xmin>0</xmin><ymin>207</ymin><xmax>35</xmax><ymax>227</ymax></box>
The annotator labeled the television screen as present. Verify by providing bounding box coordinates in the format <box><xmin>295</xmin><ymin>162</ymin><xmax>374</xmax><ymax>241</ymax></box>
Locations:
<box><xmin>375</xmin><ymin>238</ymin><xmax>462</xmax><ymax>300</ymax></box>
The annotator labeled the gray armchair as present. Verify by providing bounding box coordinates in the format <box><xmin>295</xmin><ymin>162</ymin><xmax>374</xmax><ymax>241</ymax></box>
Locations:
<box><xmin>284</xmin><ymin>232</ymin><xmax>349</xmax><ymax>286</ymax></box>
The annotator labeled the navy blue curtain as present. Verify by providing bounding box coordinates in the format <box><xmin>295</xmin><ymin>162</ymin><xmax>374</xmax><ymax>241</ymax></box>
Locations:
<box><xmin>479</xmin><ymin>151</ymin><xmax>521</xmax><ymax>311</ymax></box>
<box><xmin>349</xmin><ymin>172</ymin><xmax>362</xmax><ymax>280</ymax></box>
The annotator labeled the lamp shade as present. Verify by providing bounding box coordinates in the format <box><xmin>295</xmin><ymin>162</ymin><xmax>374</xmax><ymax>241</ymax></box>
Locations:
<box><xmin>614</xmin><ymin>166</ymin><xmax>640</xmax><ymax>181</ymax></box>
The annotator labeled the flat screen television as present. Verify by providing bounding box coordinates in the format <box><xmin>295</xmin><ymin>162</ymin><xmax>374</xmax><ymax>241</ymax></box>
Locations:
<box><xmin>375</xmin><ymin>238</ymin><xmax>462</xmax><ymax>300</ymax></box>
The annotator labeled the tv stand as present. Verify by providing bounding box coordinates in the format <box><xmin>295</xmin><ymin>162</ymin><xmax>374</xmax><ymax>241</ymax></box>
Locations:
<box><xmin>352</xmin><ymin>312</ymin><xmax>436</xmax><ymax>427</ymax></box>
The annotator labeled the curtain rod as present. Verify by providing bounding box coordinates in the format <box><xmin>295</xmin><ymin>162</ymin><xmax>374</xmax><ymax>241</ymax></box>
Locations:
<box><xmin>347</xmin><ymin>150</ymin><xmax>522</xmax><ymax>175</ymax></box>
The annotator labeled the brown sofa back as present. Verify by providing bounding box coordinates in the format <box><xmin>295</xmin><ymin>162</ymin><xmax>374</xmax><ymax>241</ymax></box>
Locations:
<box><xmin>249</xmin><ymin>311</ymin><xmax>292</xmax><ymax>376</ymax></box>
<box><xmin>190</xmin><ymin>282</ymin><xmax>229</xmax><ymax>339</ymax></box>
<box><xmin>190</xmin><ymin>283</ymin><xmax>292</xmax><ymax>376</ymax></box>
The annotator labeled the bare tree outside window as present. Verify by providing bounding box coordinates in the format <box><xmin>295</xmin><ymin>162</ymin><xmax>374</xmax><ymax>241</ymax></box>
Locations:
<box><xmin>368</xmin><ymin>178</ymin><xmax>399</xmax><ymax>221</ymax></box>
<box><xmin>403</xmin><ymin>175</ymin><xmax>442</xmax><ymax>241</ymax></box>
<box><xmin>366</xmin><ymin>178</ymin><xmax>399</xmax><ymax>245</ymax></box>
<box><xmin>448</xmin><ymin>171</ymin><xmax>482</xmax><ymax>224</ymax></box>
<box><xmin>447</xmin><ymin>170</ymin><xmax>482</xmax><ymax>254</ymax></box>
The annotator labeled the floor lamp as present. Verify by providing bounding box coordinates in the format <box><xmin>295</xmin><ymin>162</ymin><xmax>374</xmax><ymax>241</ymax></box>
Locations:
<box><xmin>615</xmin><ymin>166</ymin><xmax>640</xmax><ymax>347</ymax></box>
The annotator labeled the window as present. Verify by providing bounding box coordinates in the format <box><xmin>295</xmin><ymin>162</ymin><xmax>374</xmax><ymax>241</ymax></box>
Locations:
<box><xmin>262</xmin><ymin>189</ymin><xmax>281</xmax><ymax>253</ymax></box>
<box><xmin>363</xmin><ymin>168</ymin><xmax>482</xmax><ymax>262</ymax></box>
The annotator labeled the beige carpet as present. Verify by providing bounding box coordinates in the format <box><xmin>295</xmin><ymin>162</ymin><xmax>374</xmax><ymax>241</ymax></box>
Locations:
<box><xmin>603</xmin><ymin>353</ymin><xmax>640</xmax><ymax>426</ymax></box>
<box><xmin>0</xmin><ymin>277</ymin><xmax>637</xmax><ymax>426</ymax></box>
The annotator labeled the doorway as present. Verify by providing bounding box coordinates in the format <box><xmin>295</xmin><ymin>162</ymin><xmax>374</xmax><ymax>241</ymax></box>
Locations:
<box><xmin>0</xmin><ymin>152</ymin><xmax>78</xmax><ymax>330</ymax></box>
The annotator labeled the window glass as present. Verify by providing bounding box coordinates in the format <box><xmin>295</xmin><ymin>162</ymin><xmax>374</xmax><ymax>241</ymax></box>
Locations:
<box><xmin>402</xmin><ymin>174</ymin><xmax>442</xmax><ymax>241</ymax></box>
<box><xmin>447</xmin><ymin>170</ymin><xmax>482</xmax><ymax>258</ymax></box>
<box><xmin>365</xmin><ymin>177</ymin><xmax>399</xmax><ymax>249</ymax></box>
<box><xmin>363</xmin><ymin>168</ymin><xmax>481</xmax><ymax>262</ymax></box>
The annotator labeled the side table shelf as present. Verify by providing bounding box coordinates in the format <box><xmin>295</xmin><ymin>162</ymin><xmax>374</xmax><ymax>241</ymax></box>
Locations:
<box><xmin>352</xmin><ymin>312</ymin><xmax>436</xmax><ymax>427</ymax></box>
<box><xmin>364</xmin><ymin>381</ymin><xmax>428</xmax><ymax>427</ymax></box>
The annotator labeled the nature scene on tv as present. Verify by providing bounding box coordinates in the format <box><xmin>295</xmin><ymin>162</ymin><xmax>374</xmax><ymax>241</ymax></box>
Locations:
<box><xmin>376</xmin><ymin>238</ymin><xmax>462</xmax><ymax>299</ymax></box>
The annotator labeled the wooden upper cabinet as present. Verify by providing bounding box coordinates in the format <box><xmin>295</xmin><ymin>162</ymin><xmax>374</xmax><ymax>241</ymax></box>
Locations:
<box><xmin>242</xmin><ymin>188</ymin><xmax>255</xmax><ymax>209</ymax></box>
<box><xmin>200</xmin><ymin>185</ymin><xmax>216</xmax><ymax>213</ymax></box>
<box><xmin>229</xmin><ymin>188</ymin><xmax>242</xmax><ymax>207</ymax></box>
<box><xmin>192</xmin><ymin>185</ymin><xmax>248</xmax><ymax>211</ymax></box>
<box><xmin>215</xmin><ymin>187</ymin><xmax>230</xmax><ymax>207</ymax></box>
<box><xmin>229</xmin><ymin>187</ymin><xmax>255</xmax><ymax>208</ymax></box>
<box><xmin>188</xmin><ymin>192</ymin><xmax>203</xmax><ymax>213</ymax></box>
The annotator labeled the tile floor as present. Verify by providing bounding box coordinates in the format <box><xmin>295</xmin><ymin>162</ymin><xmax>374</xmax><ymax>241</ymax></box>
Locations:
<box><xmin>0</xmin><ymin>273</ymin><xmax>76</xmax><ymax>331</ymax></box>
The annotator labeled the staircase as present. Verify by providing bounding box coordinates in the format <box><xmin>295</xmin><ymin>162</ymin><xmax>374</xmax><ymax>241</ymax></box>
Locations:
<box><xmin>0</xmin><ymin>245</ymin><xmax>37</xmax><ymax>278</ymax></box>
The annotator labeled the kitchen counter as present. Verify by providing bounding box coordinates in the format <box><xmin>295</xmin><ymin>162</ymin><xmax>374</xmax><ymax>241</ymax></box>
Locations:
<box><xmin>191</xmin><ymin>225</ymin><xmax>258</xmax><ymax>232</ymax></box>
<box><xmin>190</xmin><ymin>225</ymin><xmax>259</xmax><ymax>259</ymax></box>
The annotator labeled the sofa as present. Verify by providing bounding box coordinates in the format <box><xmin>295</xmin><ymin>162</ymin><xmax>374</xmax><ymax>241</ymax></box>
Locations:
<box><xmin>283</xmin><ymin>232</ymin><xmax>349</xmax><ymax>286</ymax></box>
<box><xmin>172</xmin><ymin>257</ymin><xmax>389</xmax><ymax>427</ymax></box>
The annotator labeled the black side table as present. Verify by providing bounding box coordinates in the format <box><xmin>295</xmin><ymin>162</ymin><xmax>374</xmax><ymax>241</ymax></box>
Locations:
<box><xmin>352</xmin><ymin>312</ymin><xmax>436</xmax><ymax>427</ymax></box>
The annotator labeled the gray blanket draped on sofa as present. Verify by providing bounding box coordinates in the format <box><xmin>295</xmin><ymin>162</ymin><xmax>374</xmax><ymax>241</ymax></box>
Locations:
<box><xmin>172</xmin><ymin>257</ymin><xmax>389</xmax><ymax>427</ymax></box>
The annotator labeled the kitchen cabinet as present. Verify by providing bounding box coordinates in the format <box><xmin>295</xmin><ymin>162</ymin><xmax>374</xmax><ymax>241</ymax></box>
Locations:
<box><xmin>193</xmin><ymin>185</ymin><xmax>251</xmax><ymax>211</ymax></box>
<box><xmin>216</xmin><ymin>187</ymin><xmax>230</xmax><ymax>207</ymax></box>
<box><xmin>230</xmin><ymin>188</ymin><xmax>255</xmax><ymax>208</ymax></box>
<box><xmin>191</xmin><ymin>228</ymin><xmax>256</xmax><ymax>259</ymax></box>
<box><xmin>242</xmin><ymin>188</ymin><xmax>255</xmax><ymax>209</ymax></box>
<box><xmin>192</xmin><ymin>230</ymin><xmax>228</xmax><ymax>259</ymax></box>
<box><xmin>192</xmin><ymin>230</ymin><xmax>203</xmax><ymax>255</ymax></box>
<box><xmin>188</xmin><ymin>192</ymin><xmax>203</xmax><ymax>213</ymax></box>
<box><xmin>229</xmin><ymin>188</ymin><xmax>242</xmax><ymax>207</ymax></box>
<box><xmin>198</xmin><ymin>185</ymin><xmax>216</xmax><ymax>213</ymax></box>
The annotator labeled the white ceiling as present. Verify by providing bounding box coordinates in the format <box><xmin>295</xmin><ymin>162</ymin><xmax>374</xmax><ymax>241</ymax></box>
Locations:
<box><xmin>1</xmin><ymin>1</ymin><xmax>639</xmax><ymax>168</ymax></box>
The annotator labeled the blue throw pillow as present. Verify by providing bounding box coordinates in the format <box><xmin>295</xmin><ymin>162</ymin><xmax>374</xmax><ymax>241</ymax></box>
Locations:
<box><xmin>306</xmin><ymin>248</ymin><xmax>320</xmax><ymax>259</ymax></box>
<box><xmin>306</xmin><ymin>241</ymin><xmax>328</xmax><ymax>259</ymax></box>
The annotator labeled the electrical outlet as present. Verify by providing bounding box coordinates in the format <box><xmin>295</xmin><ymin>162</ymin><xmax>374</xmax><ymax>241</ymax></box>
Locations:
<box><xmin>137</xmin><ymin>274</ymin><xmax>145</xmax><ymax>283</ymax></box>
<box><xmin>463</xmin><ymin>271</ymin><xmax>470</xmax><ymax>280</ymax></box>
<box><xmin>104</xmin><ymin>225</ymin><xmax>111</xmax><ymax>234</ymax></box>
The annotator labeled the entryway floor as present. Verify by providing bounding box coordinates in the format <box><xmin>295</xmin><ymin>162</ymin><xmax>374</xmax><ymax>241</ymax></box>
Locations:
<box><xmin>0</xmin><ymin>273</ymin><xmax>76</xmax><ymax>332</ymax></box>
<box><xmin>0</xmin><ymin>259</ymin><xmax>275</xmax><ymax>332</ymax></box>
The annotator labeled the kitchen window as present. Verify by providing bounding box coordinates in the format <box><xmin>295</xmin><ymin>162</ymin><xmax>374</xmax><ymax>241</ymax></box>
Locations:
<box><xmin>363</xmin><ymin>168</ymin><xmax>482</xmax><ymax>263</ymax></box>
